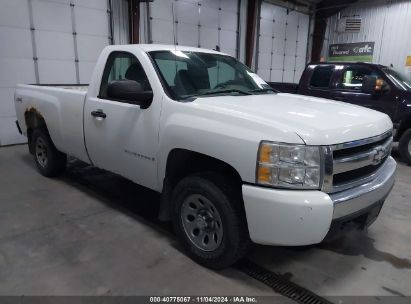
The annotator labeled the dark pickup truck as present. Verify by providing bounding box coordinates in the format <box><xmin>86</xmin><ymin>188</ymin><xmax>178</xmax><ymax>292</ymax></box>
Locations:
<box><xmin>269</xmin><ymin>62</ymin><xmax>411</xmax><ymax>164</ymax></box>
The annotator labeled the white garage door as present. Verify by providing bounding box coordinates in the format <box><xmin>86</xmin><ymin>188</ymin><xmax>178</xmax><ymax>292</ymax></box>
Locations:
<box><xmin>256</xmin><ymin>2</ymin><xmax>309</xmax><ymax>83</ymax></box>
<box><xmin>0</xmin><ymin>0</ymin><xmax>112</xmax><ymax>146</ymax></box>
<box><xmin>148</xmin><ymin>0</ymin><xmax>240</xmax><ymax>58</ymax></box>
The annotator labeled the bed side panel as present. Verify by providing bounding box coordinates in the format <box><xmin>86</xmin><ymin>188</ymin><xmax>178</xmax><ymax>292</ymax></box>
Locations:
<box><xmin>15</xmin><ymin>85</ymin><xmax>90</xmax><ymax>163</ymax></box>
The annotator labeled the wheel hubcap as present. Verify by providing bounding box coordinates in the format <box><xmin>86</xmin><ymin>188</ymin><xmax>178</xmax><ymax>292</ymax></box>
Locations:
<box><xmin>181</xmin><ymin>194</ymin><xmax>223</xmax><ymax>252</ymax></box>
<box><xmin>408</xmin><ymin>140</ymin><xmax>411</xmax><ymax>155</ymax></box>
<box><xmin>35</xmin><ymin>137</ymin><xmax>48</xmax><ymax>167</ymax></box>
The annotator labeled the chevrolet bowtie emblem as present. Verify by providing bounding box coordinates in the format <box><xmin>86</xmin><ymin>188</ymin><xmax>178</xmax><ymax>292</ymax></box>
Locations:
<box><xmin>372</xmin><ymin>146</ymin><xmax>386</xmax><ymax>165</ymax></box>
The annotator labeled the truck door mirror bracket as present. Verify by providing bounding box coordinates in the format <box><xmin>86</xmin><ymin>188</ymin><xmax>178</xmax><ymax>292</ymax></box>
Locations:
<box><xmin>106</xmin><ymin>80</ymin><xmax>153</xmax><ymax>108</ymax></box>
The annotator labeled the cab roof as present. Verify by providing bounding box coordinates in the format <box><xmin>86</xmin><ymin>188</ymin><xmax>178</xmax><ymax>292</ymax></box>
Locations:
<box><xmin>307</xmin><ymin>61</ymin><xmax>388</xmax><ymax>69</ymax></box>
<box><xmin>104</xmin><ymin>44</ymin><xmax>227</xmax><ymax>56</ymax></box>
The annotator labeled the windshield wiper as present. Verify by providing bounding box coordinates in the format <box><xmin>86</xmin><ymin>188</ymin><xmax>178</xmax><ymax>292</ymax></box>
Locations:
<box><xmin>183</xmin><ymin>89</ymin><xmax>252</xmax><ymax>99</ymax></box>
<box><xmin>248</xmin><ymin>88</ymin><xmax>277</xmax><ymax>93</ymax></box>
<box><xmin>200</xmin><ymin>89</ymin><xmax>252</xmax><ymax>96</ymax></box>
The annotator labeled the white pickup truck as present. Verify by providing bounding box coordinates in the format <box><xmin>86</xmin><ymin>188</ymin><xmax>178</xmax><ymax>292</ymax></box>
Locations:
<box><xmin>15</xmin><ymin>44</ymin><xmax>396</xmax><ymax>269</ymax></box>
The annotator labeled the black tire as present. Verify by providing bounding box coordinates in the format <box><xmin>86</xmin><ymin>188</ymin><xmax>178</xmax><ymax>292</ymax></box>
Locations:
<box><xmin>399</xmin><ymin>128</ymin><xmax>411</xmax><ymax>165</ymax></box>
<box><xmin>171</xmin><ymin>172</ymin><xmax>250</xmax><ymax>269</ymax></box>
<box><xmin>32</xmin><ymin>129</ymin><xmax>67</xmax><ymax>177</ymax></box>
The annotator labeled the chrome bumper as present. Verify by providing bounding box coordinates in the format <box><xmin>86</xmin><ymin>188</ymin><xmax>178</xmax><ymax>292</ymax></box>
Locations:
<box><xmin>330</xmin><ymin>156</ymin><xmax>396</xmax><ymax>219</ymax></box>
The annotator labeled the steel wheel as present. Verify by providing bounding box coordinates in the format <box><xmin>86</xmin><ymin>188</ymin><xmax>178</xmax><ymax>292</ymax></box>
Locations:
<box><xmin>408</xmin><ymin>140</ymin><xmax>411</xmax><ymax>155</ymax></box>
<box><xmin>181</xmin><ymin>194</ymin><xmax>223</xmax><ymax>252</ymax></box>
<box><xmin>35</xmin><ymin>137</ymin><xmax>48</xmax><ymax>168</ymax></box>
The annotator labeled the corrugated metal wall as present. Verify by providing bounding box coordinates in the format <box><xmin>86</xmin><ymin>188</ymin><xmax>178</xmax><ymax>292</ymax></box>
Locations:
<box><xmin>112</xmin><ymin>0</ymin><xmax>130</xmax><ymax>45</ymax></box>
<box><xmin>322</xmin><ymin>0</ymin><xmax>411</xmax><ymax>75</ymax></box>
<box><xmin>0</xmin><ymin>0</ymin><xmax>129</xmax><ymax>146</ymax></box>
<box><xmin>138</xmin><ymin>0</ymin><xmax>248</xmax><ymax>62</ymax></box>
<box><xmin>256</xmin><ymin>1</ymin><xmax>310</xmax><ymax>83</ymax></box>
<box><xmin>146</xmin><ymin>0</ymin><xmax>241</xmax><ymax>59</ymax></box>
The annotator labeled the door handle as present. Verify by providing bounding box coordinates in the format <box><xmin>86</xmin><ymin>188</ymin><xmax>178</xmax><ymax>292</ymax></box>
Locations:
<box><xmin>91</xmin><ymin>110</ymin><xmax>106</xmax><ymax>119</ymax></box>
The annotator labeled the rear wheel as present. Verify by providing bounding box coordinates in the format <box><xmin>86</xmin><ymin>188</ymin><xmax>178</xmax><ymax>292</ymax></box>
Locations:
<box><xmin>32</xmin><ymin>129</ymin><xmax>67</xmax><ymax>177</ymax></box>
<box><xmin>399</xmin><ymin>128</ymin><xmax>411</xmax><ymax>165</ymax></box>
<box><xmin>172</xmin><ymin>172</ymin><xmax>249</xmax><ymax>269</ymax></box>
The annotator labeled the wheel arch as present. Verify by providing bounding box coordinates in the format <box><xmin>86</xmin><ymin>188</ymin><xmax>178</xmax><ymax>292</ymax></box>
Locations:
<box><xmin>396</xmin><ymin>114</ymin><xmax>411</xmax><ymax>141</ymax></box>
<box><xmin>24</xmin><ymin>108</ymin><xmax>49</xmax><ymax>154</ymax></box>
<box><xmin>158</xmin><ymin>148</ymin><xmax>244</xmax><ymax>221</ymax></box>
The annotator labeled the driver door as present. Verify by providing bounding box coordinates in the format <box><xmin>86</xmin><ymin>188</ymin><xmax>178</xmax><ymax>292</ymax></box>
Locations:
<box><xmin>84</xmin><ymin>51</ymin><xmax>161</xmax><ymax>190</ymax></box>
<box><xmin>331</xmin><ymin>66</ymin><xmax>395</xmax><ymax>119</ymax></box>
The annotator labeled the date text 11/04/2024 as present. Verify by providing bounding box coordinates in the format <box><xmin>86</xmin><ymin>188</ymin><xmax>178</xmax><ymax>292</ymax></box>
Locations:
<box><xmin>149</xmin><ymin>297</ymin><xmax>258</xmax><ymax>303</ymax></box>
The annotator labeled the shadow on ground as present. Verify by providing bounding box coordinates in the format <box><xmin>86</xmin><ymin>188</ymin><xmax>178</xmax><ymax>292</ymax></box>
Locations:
<box><xmin>62</xmin><ymin>158</ymin><xmax>173</xmax><ymax>236</ymax></box>
<box><xmin>54</xmin><ymin>154</ymin><xmax>411</xmax><ymax>271</ymax></box>
<box><xmin>15</xmin><ymin>146</ymin><xmax>411</xmax><ymax>298</ymax></box>
<box><xmin>319</xmin><ymin>232</ymin><xmax>411</xmax><ymax>270</ymax></box>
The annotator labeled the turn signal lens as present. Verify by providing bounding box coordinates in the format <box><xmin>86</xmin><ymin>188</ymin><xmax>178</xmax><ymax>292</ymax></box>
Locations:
<box><xmin>257</xmin><ymin>166</ymin><xmax>271</xmax><ymax>184</ymax></box>
<box><xmin>258</xmin><ymin>144</ymin><xmax>272</xmax><ymax>163</ymax></box>
<box><xmin>258</xmin><ymin>143</ymin><xmax>279</xmax><ymax>163</ymax></box>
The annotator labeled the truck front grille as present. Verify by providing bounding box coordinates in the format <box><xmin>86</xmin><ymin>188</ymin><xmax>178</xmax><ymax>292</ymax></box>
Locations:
<box><xmin>322</xmin><ymin>131</ymin><xmax>393</xmax><ymax>193</ymax></box>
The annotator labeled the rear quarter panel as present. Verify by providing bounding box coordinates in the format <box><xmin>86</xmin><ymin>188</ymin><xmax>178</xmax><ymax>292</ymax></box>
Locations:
<box><xmin>15</xmin><ymin>84</ymin><xmax>90</xmax><ymax>163</ymax></box>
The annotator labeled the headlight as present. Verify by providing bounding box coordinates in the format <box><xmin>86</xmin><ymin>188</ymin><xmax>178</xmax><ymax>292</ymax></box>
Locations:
<box><xmin>256</xmin><ymin>141</ymin><xmax>322</xmax><ymax>189</ymax></box>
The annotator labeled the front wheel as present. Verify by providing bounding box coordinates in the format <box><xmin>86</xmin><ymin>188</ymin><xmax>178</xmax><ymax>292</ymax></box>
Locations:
<box><xmin>171</xmin><ymin>173</ymin><xmax>249</xmax><ymax>269</ymax></box>
<box><xmin>32</xmin><ymin>129</ymin><xmax>67</xmax><ymax>177</ymax></box>
<box><xmin>399</xmin><ymin>128</ymin><xmax>411</xmax><ymax>165</ymax></box>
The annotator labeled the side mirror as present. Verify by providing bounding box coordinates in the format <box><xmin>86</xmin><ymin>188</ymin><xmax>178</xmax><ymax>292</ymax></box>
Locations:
<box><xmin>107</xmin><ymin>80</ymin><xmax>153</xmax><ymax>108</ymax></box>
<box><xmin>362</xmin><ymin>75</ymin><xmax>378</xmax><ymax>94</ymax></box>
<box><xmin>362</xmin><ymin>75</ymin><xmax>389</xmax><ymax>95</ymax></box>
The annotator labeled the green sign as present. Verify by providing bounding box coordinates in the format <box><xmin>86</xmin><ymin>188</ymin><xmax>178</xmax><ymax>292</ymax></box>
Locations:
<box><xmin>328</xmin><ymin>42</ymin><xmax>375</xmax><ymax>62</ymax></box>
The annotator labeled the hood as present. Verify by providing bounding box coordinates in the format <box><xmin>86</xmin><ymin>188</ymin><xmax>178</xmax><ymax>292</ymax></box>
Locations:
<box><xmin>191</xmin><ymin>93</ymin><xmax>392</xmax><ymax>145</ymax></box>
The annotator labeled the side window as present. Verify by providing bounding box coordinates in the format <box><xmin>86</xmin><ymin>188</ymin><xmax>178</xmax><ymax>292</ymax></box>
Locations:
<box><xmin>99</xmin><ymin>52</ymin><xmax>151</xmax><ymax>99</ymax></box>
<box><xmin>310</xmin><ymin>66</ymin><xmax>334</xmax><ymax>88</ymax></box>
<box><xmin>339</xmin><ymin>67</ymin><xmax>375</xmax><ymax>91</ymax></box>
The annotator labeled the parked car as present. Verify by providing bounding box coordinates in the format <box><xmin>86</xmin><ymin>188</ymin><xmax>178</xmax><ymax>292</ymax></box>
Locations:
<box><xmin>269</xmin><ymin>62</ymin><xmax>411</xmax><ymax>164</ymax></box>
<box><xmin>15</xmin><ymin>45</ymin><xmax>396</xmax><ymax>269</ymax></box>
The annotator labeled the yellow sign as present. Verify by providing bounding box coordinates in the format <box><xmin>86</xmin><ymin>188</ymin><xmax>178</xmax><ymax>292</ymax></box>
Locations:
<box><xmin>406</xmin><ymin>56</ymin><xmax>411</xmax><ymax>66</ymax></box>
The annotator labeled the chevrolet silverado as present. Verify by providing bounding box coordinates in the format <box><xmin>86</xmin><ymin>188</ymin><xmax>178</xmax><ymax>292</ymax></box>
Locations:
<box><xmin>15</xmin><ymin>45</ymin><xmax>396</xmax><ymax>269</ymax></box>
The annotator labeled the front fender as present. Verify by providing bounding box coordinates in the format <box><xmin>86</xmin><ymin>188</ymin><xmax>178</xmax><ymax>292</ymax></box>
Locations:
<box><xmin>157</xmin><ymin>103</ymin><xmax>304</xmax><ymax>189</ymax></box>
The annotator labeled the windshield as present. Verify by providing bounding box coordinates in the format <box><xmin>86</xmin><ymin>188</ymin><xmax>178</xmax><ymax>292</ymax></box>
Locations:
<box><xmin>383</xmin><ymin>67</ymin><xmax>411</xmax><ymax>92</ymax></box>
<box><xmin>149</xmin><ymin>50</ymin><xmax>274</xmax><ymax>100</ymax></box>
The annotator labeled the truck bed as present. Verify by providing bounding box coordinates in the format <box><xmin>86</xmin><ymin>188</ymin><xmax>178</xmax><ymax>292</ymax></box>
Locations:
<box><xmin>29</xmin><ymin>84</ymin><xmax>89</xmax><ymax>92</ymax></box>
<box><xmin>15</xmin><ymin>83</ymin><xmax>90</xmax><ymax>163</ymax></box>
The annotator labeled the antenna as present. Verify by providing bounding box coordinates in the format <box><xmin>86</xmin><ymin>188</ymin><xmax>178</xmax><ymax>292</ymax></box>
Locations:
<box><xmin>171</xmin><ymin>2</ymin><xmax>177</xmax><ymax>47</ymax></box>
<box><xmin>171</xmin><ymin>1</ymin><xmax>178</xmax><ymax>79</ymax></box>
